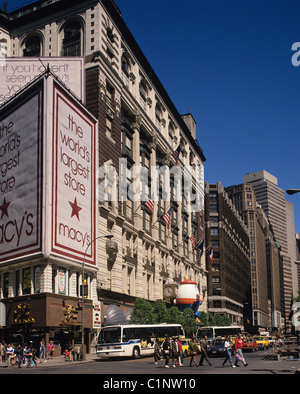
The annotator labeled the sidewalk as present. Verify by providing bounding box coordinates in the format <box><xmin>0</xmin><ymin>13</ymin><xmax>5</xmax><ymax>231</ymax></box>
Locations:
<box><xmin>36</xmin><ymin>352</ymin><xmax>97</xmax><ymax>368</ymax></box>
<box><xmin>0</xmin><ymin>353</ymin><xmax>97</xmax><ymax>369</ymax></box>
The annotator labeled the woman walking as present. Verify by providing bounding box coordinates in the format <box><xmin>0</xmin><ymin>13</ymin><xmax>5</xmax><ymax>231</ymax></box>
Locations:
<box><xmin>234</xmin><ymin>333</ymin><xmax>248</xmax><ymax>367</ymax></box>
<box><xmin>222</xmin><ymin>336</ymin><xmax>236</xmax><ymax>368</ymax></box>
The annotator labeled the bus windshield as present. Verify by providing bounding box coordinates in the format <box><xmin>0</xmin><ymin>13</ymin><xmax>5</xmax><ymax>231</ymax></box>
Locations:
<box><xmin>98</xmin><ymin>327</ymin><xmax>121</xmax><ymax>344</ymax></box>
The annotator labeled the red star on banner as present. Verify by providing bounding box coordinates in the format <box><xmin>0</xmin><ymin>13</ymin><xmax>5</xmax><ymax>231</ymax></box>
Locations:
<box><xmin>69</xmin><ymin>198</ymin><xmax>82</xmax><ymax>221</ymax></box>
<box><xmin>0</xmin><ymin>197</ymin><xmax>11</xmax><ymax>219</ymax></box>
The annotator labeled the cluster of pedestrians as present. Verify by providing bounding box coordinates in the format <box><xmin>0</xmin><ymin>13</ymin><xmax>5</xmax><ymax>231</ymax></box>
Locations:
<box><xmin>154</xmin><ymin>332</ymin><xmax>249</xmax><ymax>369</ymax></box>
<box><xmin>0</xmin><ymin>339</ymin><xmax>55</xmax><ymax>368</ymax></box>
<box><xmin>222</xmin><ymin>333</ymin><xmax>248</xmax><ymax>368</ymax></box>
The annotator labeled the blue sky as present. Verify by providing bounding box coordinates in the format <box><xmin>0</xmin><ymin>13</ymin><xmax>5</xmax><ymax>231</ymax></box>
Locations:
<box><xmin>4</xmin><ymin>0</ymin><xmax>300</xmax><ymax>233</ymax></box>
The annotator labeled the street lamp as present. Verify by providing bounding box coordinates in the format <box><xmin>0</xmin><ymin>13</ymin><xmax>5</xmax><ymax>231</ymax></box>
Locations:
<box><xmin>81</xmin><ymin>234</ymin><xmax>114</xmax><ymax>360</ymax></box>
<box><xmin>286</xmin><ymin>189</ymin><xmax>300</xmax><ymax>195</ymax></box>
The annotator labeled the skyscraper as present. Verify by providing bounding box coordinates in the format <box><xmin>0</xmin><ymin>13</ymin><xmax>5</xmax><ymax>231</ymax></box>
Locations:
<box><xmin>243</xmin><ymin>170</ymin><xmax>294</xmax><ymax>332</ymax></box>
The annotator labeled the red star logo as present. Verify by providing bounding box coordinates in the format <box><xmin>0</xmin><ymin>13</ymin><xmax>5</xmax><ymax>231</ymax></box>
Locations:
<box><xmin>69</xmin><ymin>198</ymin><xmax>82</xmax><ymax>221</ymax></box>
<box><xmin>0</xmin><ymin>197</ymin><xmax>11</xmax><ymax>220</ymax></box>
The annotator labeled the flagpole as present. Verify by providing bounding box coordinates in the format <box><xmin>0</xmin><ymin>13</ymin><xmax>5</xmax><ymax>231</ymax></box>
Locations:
<box><xmin>133</xmin><ymin>202</ymin><xmax>143</xmax><ymax>215</ymax></box>
<box><xmin>170</xmin><ymin>216</ymin><xmax>183</xmax><ymax>232</ymax></box>
<box><xmin>183</xmin><ymin>228</ymin><xmax>195</xmax><ymax>242</ymax></box>
<box><xmin>151</xmin><ymin>204</ymin><xmax>171</xmax><ymax>228</ymax></box>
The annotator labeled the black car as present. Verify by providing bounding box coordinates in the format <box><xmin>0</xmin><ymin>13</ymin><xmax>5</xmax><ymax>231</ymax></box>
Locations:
<box><xmin>207</xmin><ymin>339</ymin><xmax>227</xmax><ymax>357</ymax></box>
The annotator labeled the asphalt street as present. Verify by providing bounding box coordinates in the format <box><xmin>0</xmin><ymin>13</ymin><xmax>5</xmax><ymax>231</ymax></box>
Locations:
<box><xmin>0</xmin><ymin>349</ymin><xmax>299</xmax><ymax>375</ymax></box>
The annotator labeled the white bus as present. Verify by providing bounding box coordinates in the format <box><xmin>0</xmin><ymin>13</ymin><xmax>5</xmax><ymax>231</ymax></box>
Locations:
<box><xmin>96</xmin><ymin>323</ymin><xmax>184</xmax><ymax>359</ymax></box>
<box><xmin>196</xmin><ymin>326</ymin><xmax>242</xmax><ymax>340</ymax></box>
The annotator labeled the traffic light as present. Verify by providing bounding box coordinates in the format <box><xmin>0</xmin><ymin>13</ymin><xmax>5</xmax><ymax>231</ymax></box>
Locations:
<box><xmin>80</xmin><ymin>284</ymin><xmax>88</xmax><ymax>297</ymax></box>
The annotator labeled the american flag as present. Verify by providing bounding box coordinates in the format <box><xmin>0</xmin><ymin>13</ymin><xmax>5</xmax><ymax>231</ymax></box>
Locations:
<box><xmin>145</xmin><ymin>193</ymin><xmax>154</xmax><ymax>215</ymax></box>
<box><xmin>172</xmin><ymin>144</ymin><xmax>182</xmax><ymax>165</ymax></box>
<box><xmin>189</xmin><ymin>231</ymin><xmax>196</xmax><ymax>249</ymax></box>
<box><xmin>162</xmin><ymin>208</ymin><xmax>171</xmax><ymax>230</ymax></box>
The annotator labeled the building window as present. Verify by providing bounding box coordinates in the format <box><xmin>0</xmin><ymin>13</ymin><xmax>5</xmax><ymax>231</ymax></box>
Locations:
<box><xmin>168</xmin><ymin>121</ymin><xmax>176</xmax><ymax>147</ymax></box>
<box><xmin>3</xmin><ymin>272</ymin><xmax>9</xmax><ymax>298</ymax></box>
<box><xmin>160</xmin><ymin>221</ymin><xmax>167</xmax><ymax>244</ymax></box>
<box><xmin>173</xmin><ymin>230</ymin><xmax>178</xmax><ymax>249</ymax></box>
<box><xmin>106</xmin><ymin>83</ymin><xmax>114</xmax><ymax>103</ymax></box>
<box><xmin>22</xmin><ymin>267</ymin><xmax>31</xmax><ymax>295</ymax></box>
<box><xmin>210</xmin><ymin>216</ymin><xmax>218</xmax><ymax>223</ymax></box>
<box><xmin>139</xmin><ymin>79</ymin><xmax>148</xmax><ymax>110</ymax></box>
<box><xmin>106</xmin><ymin>115</ymin><xmax>113</xmax><ymax>139</ymax></box>
<box><xmin>122</xmin><ymin>55</ymin><xmax>130</xmax><ymax>86</ymax></box>
<box><xmin>34</xmin><ymin>266</ymin><xmax>41</xmax><ymax>294</ymax></box>
<box><xmin>209</xmin><ymin>204</ymin><xmax>218</xmax><ymax>212</ymax></box>
<box><xmin>155</xmin><ymin>102</ymin><xmax>163</xmax><ymax>129</ymax></box>
<box><xmin>62</xmin><ymin>20</ymin><xmax>82</xmax><ymax>56</ymax></box>
<box><xmin>23</xmin><ymin>35</ymin><xmax>41</xmax><ymax>57</ymax></box>
<box><xmin>123</xmin><ymin>165</ymin><xmax>133</xmax><ymax>220</ymax></box>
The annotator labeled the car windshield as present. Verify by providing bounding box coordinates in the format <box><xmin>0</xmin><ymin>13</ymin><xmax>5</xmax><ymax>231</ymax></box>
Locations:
<box><xmin>214</xmin><ymin>339</ymin><xmax>224</xmax><ymax>345</ymax></box>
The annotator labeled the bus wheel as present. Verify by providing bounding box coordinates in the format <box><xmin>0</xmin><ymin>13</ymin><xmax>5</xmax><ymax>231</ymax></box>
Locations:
<box><xmin>132</xmin><ymin>347</ymin><xmax>140</xmax><ymax>359</ymax></box>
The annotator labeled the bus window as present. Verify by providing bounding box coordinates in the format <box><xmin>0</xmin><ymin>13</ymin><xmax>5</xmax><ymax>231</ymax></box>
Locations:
<box><xmin>123</xmin><ymin>328</ymin><xmax>130</xmax><ymax>342</ymax></box>
<box><xmin>98</xmin><ymin>327</ymin><xmax>121</xmax><ymax>344</ymax></box>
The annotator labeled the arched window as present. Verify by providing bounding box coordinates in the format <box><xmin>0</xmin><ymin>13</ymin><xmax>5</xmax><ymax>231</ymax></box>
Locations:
<box><xmin>122</xmin><ymin>55</ymin><xmax>130</xmax><ymax>77</ymax></box>
<box><xmin>62</xmin><ymin>20</ymin><xmax>82</xmax><ymax>56</ymax></box>
<box><xmin>23</xmin><ymin>35</ymin><xmax>41</xmax><ymax>57</ymax></box>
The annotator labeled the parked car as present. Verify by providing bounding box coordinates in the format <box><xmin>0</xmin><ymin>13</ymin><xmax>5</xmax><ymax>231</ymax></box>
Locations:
<box><xmin>207</xmin><ymin>339</ymin><xmax>226</xmax><ymax>357</ymax></box>
<box><xmin>242</xmin><ymin>338</ymin><xmax>258</xmax><ymax>352</ymax></box>
<box><xmin>253</xmin><ymin>336</ymin><xmax>270</xmax><ymax>350</ymax></box>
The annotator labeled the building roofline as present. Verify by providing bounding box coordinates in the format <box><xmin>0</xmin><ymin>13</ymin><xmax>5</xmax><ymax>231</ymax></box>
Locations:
<box><xmin>101</xmin><ymin>0</ymin><xmax>206</xmax><ymax>162</ymax></box>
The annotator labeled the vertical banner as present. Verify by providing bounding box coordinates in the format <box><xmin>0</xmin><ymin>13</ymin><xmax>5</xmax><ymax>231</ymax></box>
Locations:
<box><xmin>93</xmin><ymin>302</ymin><xmax>101</xmax><ymax>329</ymax></box>
<box><xmin>0</xmin><ymin>89</ymin><xmax>42</xmax><ymax>262</ymax></box>
<box><xmin>51</xmin><ymin>84</ymin><xmax>97</xmax><ymax>265</ymax></box>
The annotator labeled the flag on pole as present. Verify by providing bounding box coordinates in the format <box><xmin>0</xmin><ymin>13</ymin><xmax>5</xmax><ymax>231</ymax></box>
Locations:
<box><xmin>207</xmin><ymin>245</ymin><xmax>213</xmax><ymax>264</ymax></box>
<box><xmin>172</xmin><ymin>144</ymin><xmax>182</xmax><ymax>165</ymax></box>
<box><xmin>145</xmin><ymin>193</ymin><xmax>154</xmax><ymax>215</ymax></box>
<box><xmin>189</xmin><ymin>231</ymin><xmax>196</xmax><ymax>249</ymax></box>
<box><xmin>162</xmin><ymin>207</ymin><xmax>171</xmax><ymax>232</ymax></box>
<box><xmin>197</xmin><ymin>239</ymin><xmax>204</xmax><ymax>257</ymax></box>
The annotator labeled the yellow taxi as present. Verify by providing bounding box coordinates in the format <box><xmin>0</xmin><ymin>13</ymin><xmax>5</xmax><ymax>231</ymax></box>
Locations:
<box><xmin>253</xmin><ymin>336</ymin><xmax>270</xmax><ymax>350</ymax></box>
<box><xmin>179</xmin><ymin>337</ymin><xmax>192</xmax><ymax>357</ymax></box>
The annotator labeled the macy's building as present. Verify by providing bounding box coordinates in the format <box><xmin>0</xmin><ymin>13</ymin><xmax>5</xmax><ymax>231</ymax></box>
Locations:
<box><xmin>0</xmin><ymin>0</ymin><xmax>206</xmax><ymax>354</ymax></box>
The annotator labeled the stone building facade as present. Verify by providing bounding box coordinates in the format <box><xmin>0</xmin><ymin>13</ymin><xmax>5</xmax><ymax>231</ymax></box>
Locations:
<box><xmin>0</xmin><ymin>0</ymin><xmax>206</xmax><ymax>351</ymax></box>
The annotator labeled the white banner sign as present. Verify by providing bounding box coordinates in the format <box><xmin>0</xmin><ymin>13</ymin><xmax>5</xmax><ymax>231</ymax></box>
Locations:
<box><xmin>0</xmin><ymin>90</ymin><xmax>42</xmax><ymax>262</ymax></box>
<box><xmin>93</xmin><ymin>302</ymin><xmax>101</xmax><ymax>329</ymax></box>
<box><xmin>51</xmin><ymin>84</ymin><xmax>96</xmax><ymax>265</ymax></box>
<box><xmin>0</xmin><ymin>57</ymin><xmax>85</xmax><ymax>104</ymax></box>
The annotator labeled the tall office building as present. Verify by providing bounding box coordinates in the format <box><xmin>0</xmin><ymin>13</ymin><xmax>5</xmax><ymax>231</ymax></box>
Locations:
<box><xmin>226</xmin><ymin>183</ymin><xmax>270</xmax><ymax>330</ymax></box>
<box><xmin>226</xmin><ymin>182</ymin><xmax>284</xmax><ymax>331</ymax></box>
<box><xmin>243</xmin><ymin>170</ymin><xmax>294</xmax><ymax>332</ymax></box>
<box><xmin>205</xmin><ymin>182</ymin><xmax>251</xmax><ymax>329</ymax></box>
